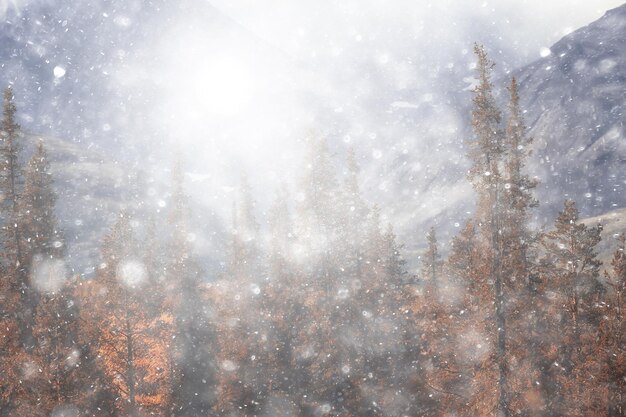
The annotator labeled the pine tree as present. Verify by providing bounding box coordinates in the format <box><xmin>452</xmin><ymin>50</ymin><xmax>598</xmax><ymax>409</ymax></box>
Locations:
<box><xmin>466</xmin><ymin>44</ymin><xmax>509</xmax><ymax>416</ymax></box>
<box><xmin>0</xmin><ymin>87</ymin><xmax>29</xmax><ymax>416</ymax></box>
<box><xmin>422</xmin><ymin>226</ymin><xmax>442</xmax><ymax>296</ymax></box>
<box><xmin>17</xmin><ymin>140</ymin><xmax>83</xmax><ymax>416</ymax></box>
<box><xmin>342</xmin><ymin>147</ymin><xmax>369</xmax><ymax>282</ymax></box>
<box><xmin>501</xmin><ymin>76</ymin><xmax>542</xmax><ymax>414</ymax></box>
<box><xmin>165</xmin><ymin>160</ymin><xmax>217</xmax><ymax>416</ymax></box>
<box><xmin>268</xmin><ymin>185</ymin><xmax>295</xmax><ymax>283</ymax></box>
<box><xmin>599</xmin><ymin>233</ymin><xmax>625</xmax><ymax>416</ymax></box>
<box><xmin>0</xmin><ymin>268</ymin><xmax>25</xmax><ymax>416</ymax></box>
<box><xmin>20</xmin><ymin>141</ymin><xmax>62</xmax><ymax>263</ymax></box>
<box><xmin>0</xmin><ymin>87</ymin><xmax>25</xmax><ymax>276</ymax></box>
<box><xmin>90</xmin><ymin>212</ymin><xmax>171</xmax><ymax>416</ymax></box>
<box><xmin>430</xmin><ymin>220</ymin><xmax>492</xmax><ymax>415</ymax></box>
<box><xmin>226</xmin><ymin>173</ymin><xmax>260</xmax><ymax>282</ymax></box>
<box><xmin>73</xmin><ymin>279</ymin><xmax>121</xmax><ymax>417</ymax></box>
<box><xmin>539</xmin><ymin>200</ymin><xmax>603</xmax><ymax>416</ymax></box>
<box><xmin>297</xmin><ymin>136</ymin><xmax>342</xmax><ymax>285</ymax></box>
<box><xmin>31</xmin><ymin>277</ymin><xmax>82</xmax><ymax>416</ymax></box>
<box><xmin>501</xmin><ymin>76</ymin><xmax>538</xmax><ymax>285</ymax></box>
<box><xmin>0</xmin><ymin>87</ymin><xmax>35</xmax><ymax>351</ymax></box>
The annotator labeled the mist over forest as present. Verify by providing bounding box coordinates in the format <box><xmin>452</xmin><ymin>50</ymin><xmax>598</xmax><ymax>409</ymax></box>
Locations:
<box><xmin>0</xmin><ymin>1</ymin><xmax>624</xmax><ymax>416</ymax></box>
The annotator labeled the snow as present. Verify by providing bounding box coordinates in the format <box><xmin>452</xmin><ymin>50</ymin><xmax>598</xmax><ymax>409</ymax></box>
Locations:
<box><xmin>30</xmin><ymin>257</ymin><xmax>67</xmax><ymax>293</ymax></box>
<box><xmin>116</xmin><ymin>259</ymin><xmax>147</xmax><ymax>288</ymax></box>
<box><xmin>53</xmin><ymin>65</ymin><xmax>66</xmax><ymax>78</ymax></box>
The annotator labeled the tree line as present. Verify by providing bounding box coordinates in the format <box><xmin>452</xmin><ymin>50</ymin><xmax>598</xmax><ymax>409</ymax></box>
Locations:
<box><xmin>0</xmin><ymin>45</ymin><xmax>624</xmax><ymax>417</ymax></box>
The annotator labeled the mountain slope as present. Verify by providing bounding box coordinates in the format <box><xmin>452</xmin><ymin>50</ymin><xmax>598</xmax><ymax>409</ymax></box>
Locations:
<box><xmin>516</xmin><ymin>3</ymin><xmax>626</xmax><ymax>216</ymax></box>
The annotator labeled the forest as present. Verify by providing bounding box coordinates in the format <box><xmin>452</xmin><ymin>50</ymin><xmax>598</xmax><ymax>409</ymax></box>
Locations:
<box><xmin>0</xmin><ymin>45</ymin><xmax>624</xmax><ymax>417</ymax></box>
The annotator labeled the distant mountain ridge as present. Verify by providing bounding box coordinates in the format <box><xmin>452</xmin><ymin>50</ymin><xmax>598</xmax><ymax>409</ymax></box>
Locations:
<box><xmin>516</xmin><ymin>3</ymin><xmax>625</xmax><ymax>216</ymax></box>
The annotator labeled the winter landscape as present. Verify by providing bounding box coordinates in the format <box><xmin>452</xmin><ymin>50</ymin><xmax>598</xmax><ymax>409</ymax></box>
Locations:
<box><xmin>0</xmin><ymin>0</ymin><xmax>624</xmax><ymax>416</ymax></box>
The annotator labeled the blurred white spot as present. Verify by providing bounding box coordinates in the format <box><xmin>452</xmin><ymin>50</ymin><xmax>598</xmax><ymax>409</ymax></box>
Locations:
<box><xmin>50</xmin><ymin>404</ymin><xmax>80</xmax><ymax>417</ymax></box>
<box><xmin>250</xmin><ymin>283</ymin><xmax>261</xmax><ymax>295</ymax></box>
<box><xmin>539</xmin><ymin>47</ymin><xmax>551</xmax><ymax>58</ymax></box>
<box><xmin>372</xmin><ymin>149</ymin><xmax>383</xmax><ymax>159</ymax></box>
<box><xmin>336</xmin><ymin>287</ymin><xmax>349</xmax><ymax>300</ymax></box>
<box><xmin>30</xmin><ymin>257</ymin><xmax>67</xmax><ymax>293</ymax></box>
<box><xmin>113</xmin><ymin>15</ymin><xmax>132</xmax><ymax>27</ymax></box>
<box><xmin>66</xmin><ymin>349</ymin><xmax>81</xmax><ymax>367</ymax></box>
<box><xmin>21</xmin><ymin>361</ymin><xmax>39</xmax><ymax>380</ymax></box>
<box><xmin>53</xmin><ymin>66</ymin><xmax>66</xmax><ymax>78</ymax></box>
<box><xmin>116</xmin><ymin>260</ymin><xmax>147</xmax><ymax>288</ymax></box>
<box><xmin>341</xmin><ymin>364</ymin><xmax>350</xmax><ymax>374</ymax></box>
<box><xmin>222</xmin><ymin>360</ymin><xmax>238</xmax><ymax>371</ymax></box>
<box><xmin>599</xmin><ymin>59</ymin><xmax>616</xmax><ymax>73</ymax></box>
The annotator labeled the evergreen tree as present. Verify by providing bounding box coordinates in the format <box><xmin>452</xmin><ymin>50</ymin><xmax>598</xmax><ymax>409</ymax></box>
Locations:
<box><xmin>539</xmin><ymin>200</ymin><xmax>603</xmax><ymax>416</ymax></box>
<box><xmin>267</xmin><ymin>185</ymin><xmax>295</xmax><ymax>283</ymax></box>
<box><xmin>0</xmin><ymin>87</ymin><xmax>25</xmax><ymax>276</ymax></box>
<box><xmin>165</xmin><ymin>160</ymin><xmax>217</xmax><ymax>416</ymax></box>
<box><xmin>20</xmin><ymin>141</ymin><xmax>62</xmax><ymax>263</ymax></box>
<box><xmin>0</xmin><ymin>268</ymin><xmax>26</xmax><ymax>416</ymax></box>
<box><xmin>0</xmin><ymin>87</ymin><xmax>29</xmax><ymax>416</ymax></box>
<box><xmin>599</xmin><ymin>233</ymin><xmax>625</xmax><ymax>416</ymax></box>
<box><xmin>422</xmin><ymin>226</ymin><xmax>442</xmax><ymax>296</ymax></box>
<box><xmin>90</xmin><ymin>212</ymin><xmax>172</xmax><ymax>416</ymax></box>
<box><xmin>341</xmin><ymin>147</ymin><xmax>369</xmax><ymax>282</ymax></box>
<box><xmin>466</xmin><ymin>44</ymin><xmax>509</xmax><ymax>416</ymax></box>
<box><xmin>30</xmin><ymin>278</ymin><xmax>82</xmax><ymax>416</ymax></box>
<box><xmin>430</xmin><ymin>220</ymin><xmax>492</xmax><ymax>415</ymax></box>
<box><xmin>500</xmin><ymin>76</ymin><xmax>543</xmax><ymax>415</ymax></box>
<box><xmin>226</xmin><ymin>173</ymin><xmax>260</xmax><ymax>282</ymax></box>
<box><xmin>502</xmin><ymin>77</ymin><xmax>538</xmax><ymax>271</ymax></box>
<box><xmin>0</xmin><ymin>87</ymin><xmax>35</xmax><ymax>349</ymax></box>
<box><xmin>297</xmin><ymin>136</ymin><xmax>343</xmax><ymax>285</ymax></box>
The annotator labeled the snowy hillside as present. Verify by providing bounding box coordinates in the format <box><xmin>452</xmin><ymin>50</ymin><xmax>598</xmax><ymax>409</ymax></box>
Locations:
<box><xmin>517</xmin><ymin>3</ymin><xmax>626</xmax><ymax>217</ymax></box>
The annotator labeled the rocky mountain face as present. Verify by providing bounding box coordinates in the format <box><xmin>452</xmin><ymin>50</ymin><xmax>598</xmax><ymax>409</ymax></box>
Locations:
<box><xmin>517</xmin><ymin>3</ymin><xmax>625</xmax><ymax>218</ymax></box>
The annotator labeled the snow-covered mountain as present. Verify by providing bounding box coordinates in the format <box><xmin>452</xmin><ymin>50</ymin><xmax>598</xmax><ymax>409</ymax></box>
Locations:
<box><xmin>517</xmin><ymin>3</ymin><xmax>625</xmax><ymax>218</ymax></box>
